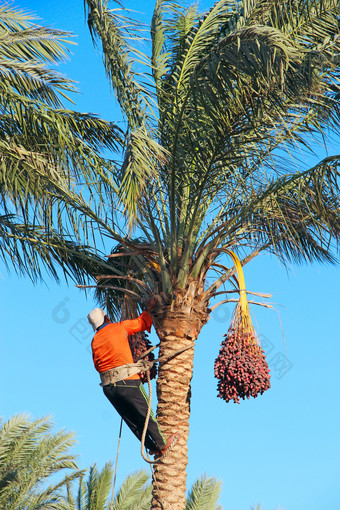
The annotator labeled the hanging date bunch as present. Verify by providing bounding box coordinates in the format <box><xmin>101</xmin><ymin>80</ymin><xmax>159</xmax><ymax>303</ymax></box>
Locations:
<box><xmin>129</xmin><ymin>331</ymin><xmax>157</xmax><ymax>383</ymax></box>
<box><xmin>214</xmin><ymin>251</ymin><xmax>271</xmax><ymax>404</ymax></box>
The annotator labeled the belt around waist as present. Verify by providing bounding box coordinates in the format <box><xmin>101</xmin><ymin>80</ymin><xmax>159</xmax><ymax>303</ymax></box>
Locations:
<box><xmin>99</xmin><ymin>360</ymin><xmax>154</xmax><ymax>386</ymax></box>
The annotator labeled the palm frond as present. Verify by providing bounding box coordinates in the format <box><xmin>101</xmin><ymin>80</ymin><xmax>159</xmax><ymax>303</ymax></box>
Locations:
<box><xmin>0</xmin><ymin>415</ymin><xmax>82</xmax><ymax>510</ymax></box>
<box><xmin>243</xmin><ymin>154</ymin><xmax>340</xmax><ymax>264</ymax></box>
<box><xmin>151</xmin><ymin>0</ymin><xmax>173</xmax><ymax>96</ymax></box>
<box><xmin>166</xmin><ymin>1</ymin><xmax>240</xmax><ymax>101</ymax></box>
<box><xmin>76</xmin><ymin>475</ymin><xmax>87</xmax><ymax>510</ymax></box>
<box><xmin>0</xmin><ymin>92</ymin><xmax>124</xmax><ymax>197</ymax></box>
<box><xmin>0</xmin><ymin>3</ymin><xmax>75</xmax><ymax>106</ymax></box>
<box><xmin>0</xmin><ymin>3</ymin><xmax>130</xmax><ymax>284</ymax></box>
<box><xmin>192</xmin><ymin>154</ymin><xmax>340</xmax><ymax>286</ymax></box>
<box><xmin>84</xmin><ymin>0</ymin><xmax>154</xmax><ymax>129</ymax></box>
<box><xmin>0</xmin><ymin>214</ymin><xmax>116</xmax><ymax>283</ymax></box>
<box><xmin>112</xmin><ymin>470</ymin><xmax>150</xmax><ymax>510</ymax></box>
<box><xmin>185</xmin><ymin>474</ymin><xmax>222</xmax><ymax>510</ymax></box>
<box><xmin>85</xmin><ymin>462</ymin><xmax>113</xmax><ymax>510</ymax></box>
<box><xmin>118</xmin><ymin>127</ymin><xmax>168</xmax><ymax>226</ymax></box>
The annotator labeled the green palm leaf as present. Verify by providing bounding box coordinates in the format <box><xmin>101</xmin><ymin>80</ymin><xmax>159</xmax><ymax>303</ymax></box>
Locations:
<box><xmin>84</xmin><ymin>0</ymin><xmax>155</xmax><ymax>129</ymax></box>
<box><xmin>185</xmin><ymin>474</ymin><xmax>222</xmax><ymax>510</ymax></box>
<box><xmin>118</xmin><ymin>127</ymin><xmax>168</xmax><ymax>225</ymax></box>
<box><xmin>0</xmin><ymin>3</ymin><xmax>75</xmax><ymax>105</ymax></box>
<box><xmin>0</xmin><ymin>3</ymin><xmax>127</xmax><ymax>281</ymax></box>
<box><xmin>0</xmin><ymin>214</ymin><xmax>117</xmax><ymax>283</ymax></box>
<box><xmin>86</xmin><ymin>463</ymin><xmax>113</xmax><ymax>510</ymax></box>
<box><xmin>0</xmin><ymin>415</ymin><xmax>83</xmax><ymax>510</ymax></box>
<box><xmin>111</xmin><ymin>470</ymin><xmax>150</xmax><ymax>510</ymax></box>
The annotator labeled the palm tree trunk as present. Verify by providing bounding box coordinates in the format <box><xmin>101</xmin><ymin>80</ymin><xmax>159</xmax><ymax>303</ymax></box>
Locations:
<box><xmin>152</xmin><ymin>331</ymin><xmax>193</xmax><ymax>509</ymax></box>
<box><xmin>151</xmin><ymin>292</ymin><xmax>208</xmax><ymax>510</ymax></box>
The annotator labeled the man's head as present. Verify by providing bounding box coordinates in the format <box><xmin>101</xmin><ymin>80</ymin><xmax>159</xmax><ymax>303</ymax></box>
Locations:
<box><xmin>87</xmin><ymin>308</ymin><xmax>108</xmax><ymax>332</ymax></box>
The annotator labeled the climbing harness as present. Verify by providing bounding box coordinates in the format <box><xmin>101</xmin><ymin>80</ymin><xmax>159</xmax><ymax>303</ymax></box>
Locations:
<box><xmin>100</xmin><ymin>343</ymin><xmax>195</xmax><ymax>387</ymax></box>
<box><xmin>99</xmin><ymin>359</ymin><xmax>154</xmax><ymax>386</ymax></box>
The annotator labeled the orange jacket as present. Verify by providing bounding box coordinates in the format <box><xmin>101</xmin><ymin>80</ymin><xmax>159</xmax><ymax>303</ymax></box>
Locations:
<box><xmin>91</xmin><ymin>311</ymin><xmax>152</xmax><ymax>379</ymax></box>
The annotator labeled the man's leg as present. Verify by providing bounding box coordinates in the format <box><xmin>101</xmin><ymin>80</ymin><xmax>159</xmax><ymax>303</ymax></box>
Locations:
<box><xmin>137</xmin><ymin>380</ymin><xmax>166</xmax><ymax>450</ymax></box>
<box><xmin>103</xmin><ymin>380</ymin><xmax>166</xmax><ymax>451</ymax></box>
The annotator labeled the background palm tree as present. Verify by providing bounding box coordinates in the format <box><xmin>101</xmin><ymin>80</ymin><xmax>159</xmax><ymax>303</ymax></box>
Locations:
<box><xmin>65</xmin><ymin>466</ymin><xmax>222</xmax><ymax>510</ymax></box>
<box><xmin>0</xmin><ymin>415</ymin><xmax>222</xmax><ymax>510</ymax></box>
<box><xmin>76</xmin><ymin>1</ymin><xmax>340</xmax><ymax>508</ymax></box>
<box><xmin>0</xmin><ymin>414</ymin><xmax>83</xmax><ymax>509</ymax></box>
<box><xmin>65</xmin><ymin>468</ymin><xmax>152</xmax><ymax>510</ymax></box>
<box><xmin>185</xmin><ymin>475</ymin><xmax>222</xmax><ymax>510</ymax></box>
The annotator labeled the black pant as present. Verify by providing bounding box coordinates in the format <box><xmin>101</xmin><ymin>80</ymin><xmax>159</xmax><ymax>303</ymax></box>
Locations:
<box><xmin>103</xmin><ymin>379</ymin><xmax>166</xmax><ymax>451</ymax></box>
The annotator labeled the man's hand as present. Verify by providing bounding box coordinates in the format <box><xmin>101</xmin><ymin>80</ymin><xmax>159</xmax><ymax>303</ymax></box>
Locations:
<box><xmin>145</xmin><ymin>297</ymin><xmax>157</xmax><ymax>312</ymax></box>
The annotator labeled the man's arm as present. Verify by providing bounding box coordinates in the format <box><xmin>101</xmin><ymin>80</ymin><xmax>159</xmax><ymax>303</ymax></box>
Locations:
<box><xmin>122</xmin><ymin>298</ymin><xmax>157</xmax><ymax>335</ymax></box>
<box><xmin>122</xmin><ymin>310</ymin><xmax>152</xmax><ymax>335</ymax></box>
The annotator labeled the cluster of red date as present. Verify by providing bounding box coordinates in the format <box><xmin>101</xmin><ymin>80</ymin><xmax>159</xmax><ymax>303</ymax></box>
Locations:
<box><xmin>129</xmin><ymin>331</ymin><xmax>157</xmax><ymax>383</ymax></box>
<box><xmin>214</xmin><ymin>329</ymin><xmax>271</xmax><ymax>403</ymax></box>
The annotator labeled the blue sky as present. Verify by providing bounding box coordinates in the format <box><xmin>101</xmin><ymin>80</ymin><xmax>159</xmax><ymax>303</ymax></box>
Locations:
<box><xmin>1</xmin><ymin>1</ymin><xmax>340</xmax><ymax>509</ymax></box>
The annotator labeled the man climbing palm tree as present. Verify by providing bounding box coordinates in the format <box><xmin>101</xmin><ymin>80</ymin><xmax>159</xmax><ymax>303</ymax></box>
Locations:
<box><xmin>87</xmin><ymin>300</ymin><xmax>178</xmax><ymax>458</ymax></box>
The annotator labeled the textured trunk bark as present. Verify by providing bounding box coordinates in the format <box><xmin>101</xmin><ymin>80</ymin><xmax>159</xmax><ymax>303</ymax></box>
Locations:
<box><xmin>151</xmin><ymin>330</ymin><xmax>193</xmax><ymax>510</ymax></box>
<box><xmin>150</xmin><ymin>283</ymin><xmax>209</xmax><ymax>510</ymax></box>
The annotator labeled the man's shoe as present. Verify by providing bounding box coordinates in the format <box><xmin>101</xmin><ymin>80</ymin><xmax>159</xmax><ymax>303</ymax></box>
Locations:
<box><xmin>154</xmin><ymin>432</ymin><xmax>180</xmax><ymax>459</ymax></box>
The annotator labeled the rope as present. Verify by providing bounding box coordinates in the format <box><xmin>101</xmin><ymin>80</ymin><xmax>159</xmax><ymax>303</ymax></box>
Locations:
<box><xmin>139</xmin><ymin>369</ymin><xmax>180</xmax><ymax>467</ymax></box>
<box><xmin>138</xmin><ymin>343</ymin><xmax>193</xmax><ymax>465</ymax></box>
<box><xmin>150</xmin><ymin>461</ymin><xmax>165</xmax><ymax>510</ymax></box>
<box><xmin>140</xmin><ymin>370</ymin><xmax>166</xmax><ymax>510</ymax></box>
<box><xmin>140</xmin><ymin>370</ymin><xmax>160</xmax><ymax>464</ymax></box>
<box><xmin>139</xmin><ymin>343</ymin><xmax>196</xmax><ymax>365</ymax></box>
<box><xmin>110</xmin><ymin>418</ymin><xmax>123</xmax><ymax>510</ymax></box>
<box><xmin>139</xmin><ymin>344</ymin><xmax>193</xmax><ymax>464</ymax></box>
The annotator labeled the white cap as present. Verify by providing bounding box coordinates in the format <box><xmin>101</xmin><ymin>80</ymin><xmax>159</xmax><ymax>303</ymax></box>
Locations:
<box><xmin>87</xmin><ymin>308</ymin><xmax>106</xmax><ymax>332</ymax></box>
